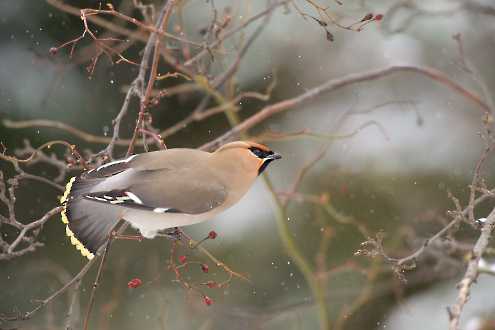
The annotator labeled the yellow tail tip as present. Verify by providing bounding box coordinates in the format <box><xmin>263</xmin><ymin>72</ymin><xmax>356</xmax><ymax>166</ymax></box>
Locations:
<box><xmin>60</xmin><ymin>176</ymin><xmax>76</xmax><ymax>204</ymax></box>
<box><xmin>64</xmin><ymin>216</ymin><xmax>95</xmax><ymax>260</ymax></box>
<box><xmin>59</xmin><ymin>176</ymin><xmax>95</xmax><ymax>260</ymax></box>
<box><xmin>61</xmin><ymin>207</ymin><xmax>69</xmax><ymax>224</ymax></box>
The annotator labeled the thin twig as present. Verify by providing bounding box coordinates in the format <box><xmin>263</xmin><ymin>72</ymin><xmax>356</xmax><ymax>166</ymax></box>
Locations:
<box><xmin>6</xmin><ymin>206</ymin><xmax>63</xmax><ymax>255</ymax></box>
<box><xmin>82</xmin><ymin>239</ymin><xmax>112</xmax><ymax>330</ymax></box>
<box><xmin>64</xmin><ymin>278</ymin><xmax>82</xmax><ymax>330</ymax></box>
<box><xmin>184</xmin><ymin>0</ymin><xmax>290</xmax><ymax>67</ymax></box>
<box><xmin>126</xmin><ymin>1</ymin><xmax>174</xmax><ymax>157</ymax></box>
<box><xmin>1</xmin><ymin>259</ymin><xmax>96</xmax><ymax>321</ymax></box>
<box><xmin>448</xmin><ymin>209</ymin><xmax>495</xmax><ymax>330</ymax></box>
<box><xmin>102</xmin><ymin>1</ymin><xmax>173</xmax><ymax>159</ymax></box>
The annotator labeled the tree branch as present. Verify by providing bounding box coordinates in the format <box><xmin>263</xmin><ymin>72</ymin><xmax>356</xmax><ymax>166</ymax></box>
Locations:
<box><xmin>448</xmin><ymin>210</ymin><xmax>495</xmax><ymax>330</ymax></box>
<box><xmin>201</xmin><ymin>65</ymin><xmax>490</xmax><ymax>150</ymax></box>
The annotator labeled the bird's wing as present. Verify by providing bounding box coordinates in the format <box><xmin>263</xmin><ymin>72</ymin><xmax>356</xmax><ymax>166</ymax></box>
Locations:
<box><xmin>83</xmin><ymin>167</ymin><xmax>228</xmax><ymax>215</ymax></box>
<box><xmin>62</xmin><ymin>151</ymin><xmax>222</xmax><ymax>259</ymax></box>
<box><xmin>81</xmin><ymin>154</ymin><xmax>138</xmax><ymax>180</ymax></box>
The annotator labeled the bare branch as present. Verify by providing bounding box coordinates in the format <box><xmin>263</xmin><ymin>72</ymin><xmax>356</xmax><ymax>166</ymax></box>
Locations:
<box><xmin>202</xmin><ymin>65</ymin><xmax>490</xmax><ymax>150</ymax></box>
<box><xmin>448</xmin><ymin>212</ymin><xmax>495</xmax><ymax>330</ymax></box>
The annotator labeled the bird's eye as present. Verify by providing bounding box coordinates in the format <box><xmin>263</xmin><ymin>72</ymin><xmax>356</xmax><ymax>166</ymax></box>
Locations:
<box><xmin>249</xmin><ymin>147</ymin><xmax>263</xmax><ymax>158</ymax></box>
<box><xmin>249</xmin><ymin>147</ymin><xmax>273</xmax><ymax>159</ymax></box>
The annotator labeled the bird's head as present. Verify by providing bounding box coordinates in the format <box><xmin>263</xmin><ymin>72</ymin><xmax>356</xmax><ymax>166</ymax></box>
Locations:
<box><xmin>214</xmin><ymin>141</ymin><xmax>282</xmax><ymax>175</ymax></box>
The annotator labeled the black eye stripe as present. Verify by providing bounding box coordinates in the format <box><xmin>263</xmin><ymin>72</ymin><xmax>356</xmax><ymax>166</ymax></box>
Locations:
<box><xmin>249</xmin><ymin>147</ymin><xmax>273</xmax><ymax>159</ymax></box>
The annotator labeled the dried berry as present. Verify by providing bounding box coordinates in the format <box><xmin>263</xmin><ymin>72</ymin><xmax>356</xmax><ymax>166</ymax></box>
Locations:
<box><xmin>127</xmin><ymin>278</ymin><xmax>142</xmax><ymax>289</ymax></box>
<box><xmin>208</xmin><ymin>230</ymin><xmax>218</xmax><ymax>239</ymax></box>
<box><xmin>201</xmin><ymin>264</ymin><xmax>209</xmax><ymax>273</ymax></box>
<box><xmin>203</xmin><ymin>295</ymin><xmax>213</xmax><ymax>306</ymax></box>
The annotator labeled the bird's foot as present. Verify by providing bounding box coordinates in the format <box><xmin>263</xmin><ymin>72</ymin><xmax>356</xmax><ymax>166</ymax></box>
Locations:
<box><xmin>157</xmin><ymin>227</ymin><xmax>181</xmax><ymax>241</ymax></box>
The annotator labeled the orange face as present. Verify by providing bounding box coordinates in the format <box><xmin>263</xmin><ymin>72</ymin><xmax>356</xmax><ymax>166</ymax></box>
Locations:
<box><xmin>215</xmin><ymin>141</ymin><xmax>281</xmax><ymax>175</ymax></box>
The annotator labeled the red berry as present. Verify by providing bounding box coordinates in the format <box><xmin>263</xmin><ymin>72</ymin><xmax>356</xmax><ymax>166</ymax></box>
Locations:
<box><xmin>178</xmin><ymin>255</ymin><xmax>187</xmax><ymax>264</ymax></box>
<box><xmin>374</xmin><ymin>14</ymin><xmax>383</xmax><ymax>21</ymax></box>
<box><xmin>201</xmin><ymin>264</ymin><xmax>209</xmax><ymax>273</ymax></box>
<box><xmin>203</xmin><ymin>295</ymin><xmax>213</xmax><ymax>306</ymax></box>
<box><xmin>206</xmin><ymin>281</ymin><xmax>218</xmax><ymax>288</ymax></box>
<box><xmin>208</xmin><ymin>230</ymin><xmax>217</xmax><ymax>239</ymax></box>
<box><xmin>127</xmin><ymin>278</ymin><xmax>142</xmax><ymax>289</ymax></box>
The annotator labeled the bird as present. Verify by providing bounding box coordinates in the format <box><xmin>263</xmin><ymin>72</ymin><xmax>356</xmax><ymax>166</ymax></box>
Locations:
<box><xmin>60</xmin><ymin>141</ymin><xmax>282</xmax><ymax>259</ymax></box>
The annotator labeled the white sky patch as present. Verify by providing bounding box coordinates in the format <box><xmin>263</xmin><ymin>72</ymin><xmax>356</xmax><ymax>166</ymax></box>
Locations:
<box><xmin>190</xmin><ymin>181</ymin><xmax>274</xmax><ymax>242</ymax></box>
<box><xmin>386</xmin><ymin>278</ymin><xmax>495</xmax><ymax>330</ymax></box>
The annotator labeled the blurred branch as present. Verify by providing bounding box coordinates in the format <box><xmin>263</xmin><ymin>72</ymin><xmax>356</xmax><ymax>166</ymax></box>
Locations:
<box><xmin>452</xmin><ymin>33</ymin><xmax>495</xmax><ymax>124</ymax></box>
<box><xmin>100</xmin><ymin>1</ymin><xmax>174</xmax><ymax>158</ymax></box>
<box><xmin>125</xmin><ymin>0</ymin><xmax>175</xmax><ymax>157</ymax></box>
<box><xmin>64</xmin><ymin>279</ymin><xmax>82</xmax><ymax>330</ymax></box>
<box><xmin>202</xmin><ymin>64</ymin><xmax>491</xmax><ymax>151</ymax></box>
<box><xmin>193</xmin><ymin>11</ymin><xmax>273</xmax><ymax>129</ymax></box>
<box><xmin>257</xmin><ymin>92</ymin><xmax>409</xmax><ymax>330</ymax></box>
<box><xmin>381</xmin><ymin>1</ymin><xmax>461</xmax><ymax>34</ymax></box>
<box><xmin>83</xmin><ymin>238</ymin><xmax>112</xmax><ymax>330</ymax></box>
<box><xmin>0</xmin><ymin>258</ymin><xmax>96</xmax><ymax>322</ymax></box>
<box><xmin>355</xmin><ymin>186</ymin><xmax>495</xmax><ymax>271</ymax></box>
<box><xmin>3</xmin><ymin>119</ymin><xmax>128</xmax><ymax>146</ymax></box>
<box><xmin>263</xmin><ymin>176</ymin><xmax>331</xmax><ymax>330</ymax></box>
<box><xmin>46</xmin><ymin>0</ymin><xmax>147</xmax><ymax>42</ymax></box>
<box><xmin>46</xmin><ymin>0</ymin><xmax>199</xmax><ymax>46</ymax></box>
<box><xmin>334</xmin><ymin>260</ymin><xmax>382</xmax><ymax>330</ymax></box>
<box><xmin>253</xmin><ymin>98</ymin><xmax>370</xmax><ymax>330</ymax></box>
<box><xmin>183</xmin><ymin>0</ymin><xmax>290</xmax><ymax>67</ymax></box>
<box><xmin>255</xmin><ymin>120</ymin><xmax>390</xmax><ymax>144</ymax></box>
<box><xmin>1</xmin><ymin>82</ymin><xmax>276</xmax><ymax>148</ymax></box>
<box><xmin>382</xmin><ymin>0</ymin><xmax>495</xmax><ymax>35</ymax></box>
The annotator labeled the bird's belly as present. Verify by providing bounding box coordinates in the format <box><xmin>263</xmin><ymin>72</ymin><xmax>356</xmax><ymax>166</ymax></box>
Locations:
<box><xmin>122</xmin><ymin>209</ymin><xmax>216</xmax><ymax>238</ymax></box>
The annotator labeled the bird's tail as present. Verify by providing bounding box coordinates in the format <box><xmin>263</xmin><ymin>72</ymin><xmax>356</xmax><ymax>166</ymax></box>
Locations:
<box><xmin>60</xmin><ymin>176</ymin><xmax>121</xmax><ymax>259</ymax></box>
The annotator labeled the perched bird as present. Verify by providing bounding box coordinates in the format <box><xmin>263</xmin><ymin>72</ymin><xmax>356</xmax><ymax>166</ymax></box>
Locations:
<box><xmin>60</xmin><ymin>141</ymin><xmax>281</xmax><ymax>259</ymax></box>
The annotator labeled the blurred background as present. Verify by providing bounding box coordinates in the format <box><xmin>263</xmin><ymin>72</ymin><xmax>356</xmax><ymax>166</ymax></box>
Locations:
<box><xmin>1</xmin><ymin>0</ymin><xmax>495</xmax><ymax>329</ymax></box>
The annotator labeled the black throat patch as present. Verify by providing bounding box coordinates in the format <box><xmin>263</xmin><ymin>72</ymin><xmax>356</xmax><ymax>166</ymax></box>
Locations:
<box><xmin>258</xmin><ymin>159</ymin><xmax>274</xmax><ymax>175</ymax></box>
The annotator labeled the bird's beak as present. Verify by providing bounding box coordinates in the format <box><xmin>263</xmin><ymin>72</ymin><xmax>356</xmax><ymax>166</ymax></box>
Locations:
<box><xmin>266</xmin><ymin>153</ymin><xmax>282</xmax><ymax>161</ymax></box>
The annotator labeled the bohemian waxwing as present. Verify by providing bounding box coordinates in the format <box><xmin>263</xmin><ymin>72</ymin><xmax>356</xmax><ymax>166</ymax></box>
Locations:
<box><xmin>60</xmin><ymin>141</ymin><xmax>281</xmax><ymax>259</ymax></box>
